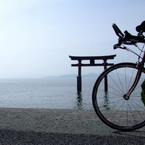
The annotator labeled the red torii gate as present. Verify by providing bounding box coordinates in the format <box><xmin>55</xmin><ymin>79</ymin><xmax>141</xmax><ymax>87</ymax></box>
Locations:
<box><xmin>69</xmin><ymin>55</ymin><xmax>116</xmax><ymax>93</ymax></box>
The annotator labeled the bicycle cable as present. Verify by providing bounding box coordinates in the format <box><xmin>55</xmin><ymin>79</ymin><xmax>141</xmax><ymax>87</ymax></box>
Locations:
<box><xmin>122</xmin><ymin>43</ymin><xmax>145</xmax><ymax>60</ymax></box>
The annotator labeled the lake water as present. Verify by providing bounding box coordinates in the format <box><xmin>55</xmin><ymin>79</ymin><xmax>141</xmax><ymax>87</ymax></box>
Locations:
<box><xmin>0</xmin><ymin>78</ymin><xmax>97</xmax><ymax>110</ymax></box>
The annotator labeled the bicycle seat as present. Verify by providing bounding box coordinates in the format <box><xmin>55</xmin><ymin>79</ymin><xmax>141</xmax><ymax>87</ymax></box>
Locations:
<box><xmin>136</xmin><ymin>21</ymin><xmax>145</xmax><ymax>32</ymax></box>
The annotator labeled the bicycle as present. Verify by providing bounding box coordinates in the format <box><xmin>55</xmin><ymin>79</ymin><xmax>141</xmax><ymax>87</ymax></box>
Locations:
<box><xmin>92</xmin><ymin>21</ymin><xmax>145</xmax><ymax>131</ymax></box>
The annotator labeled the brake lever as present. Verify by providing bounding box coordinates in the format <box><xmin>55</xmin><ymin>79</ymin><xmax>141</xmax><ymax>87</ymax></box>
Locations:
<box><xmin>113</xmin><ymin>44</ymin><xmax>127</xmax><ymax>50</ymax></box>
<box><xmin>113</xmin><ymin>44</ymin><xmax>120</xmax><ymax>49</ymax></box>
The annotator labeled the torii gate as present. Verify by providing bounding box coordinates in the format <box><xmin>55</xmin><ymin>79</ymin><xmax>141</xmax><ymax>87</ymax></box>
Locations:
<box><xmin>69</xmin><ymin>55</ymin><xmax>116</xmax><ymax>93</ymax></box>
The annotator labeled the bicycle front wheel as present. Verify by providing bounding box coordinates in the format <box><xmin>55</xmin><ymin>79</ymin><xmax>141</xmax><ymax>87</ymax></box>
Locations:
<box><xmin>92</xmin><ymin>63</ymin><xmax>145</xmax><ymax>131</ymax></box>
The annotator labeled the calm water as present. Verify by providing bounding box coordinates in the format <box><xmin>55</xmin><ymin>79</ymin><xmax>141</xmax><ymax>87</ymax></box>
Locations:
<box><xmin>0</xmin><ymin>78</ymin><xmax>96</xmax><ymax>110</ymax></box>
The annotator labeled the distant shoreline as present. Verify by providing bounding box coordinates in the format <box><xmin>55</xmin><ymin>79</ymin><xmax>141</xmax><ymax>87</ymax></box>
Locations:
<box><xmin>45</xmin><ymin>73</ymin><xmax>99</xmax><ymax>79</ymax></box>
<box><xmin>0</xmin><ymin>73</ymin><xmax>100</xmax><ymax>80</ymax></box>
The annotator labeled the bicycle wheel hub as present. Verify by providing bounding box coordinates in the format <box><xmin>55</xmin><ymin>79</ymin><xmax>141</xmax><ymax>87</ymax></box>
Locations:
<box><xmin>123</xmin><ymin>94</ymin><xmax>129</xmax><ymax>100</ymax></box>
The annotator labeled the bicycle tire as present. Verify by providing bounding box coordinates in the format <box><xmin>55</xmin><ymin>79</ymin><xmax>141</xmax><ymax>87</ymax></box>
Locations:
<box><xmin>92</xmin><ymin>63</ymin><xmax>145</xmax><ymax>131</ymax></box>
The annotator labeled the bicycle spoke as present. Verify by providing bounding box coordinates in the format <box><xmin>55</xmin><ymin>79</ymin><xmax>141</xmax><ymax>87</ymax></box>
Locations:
<box><xmin>108</xmin><ymin>74</ymin><xmax>124</xmax><ymax>95</ymax></box>
<box><xmin>130</xmin><ymin>99</ymin><xmax>145</xmax><ymax>110</ymax></box>
<box><xmin>116</xmin><ymin>69</ymin><xmax>125</xmax><ymax>94</ymax></box>
<box><xmin>97</xmin><ymin>88</ymin><xmax>121</xmax><ymax>97</ymax></box>
<box><xmin>127</xmin><ymin>68</ymin><xmax>136</xmax><ymax>91</ymax></box>
<box><xmin>128</xmin><ymin>100</ymin><xmax>145</xmax><ymax>125</ymax></box>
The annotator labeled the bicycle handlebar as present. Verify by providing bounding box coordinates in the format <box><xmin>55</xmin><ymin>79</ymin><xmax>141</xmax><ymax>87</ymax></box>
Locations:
<box><xmin>113</xmin><ymin>23</ymin><xmax>145</xmax><ymax>49</ymax></box>
<box><xmin>112</xmin><ymin>24</ymin><xmax>124</xmax><ymax>38</ymax></box>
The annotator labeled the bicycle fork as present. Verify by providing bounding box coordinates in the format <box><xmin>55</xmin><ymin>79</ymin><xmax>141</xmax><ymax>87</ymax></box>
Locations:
<box><xmin>124</xmin><ymin>52</ymin><xmax>145</xmax><ymax>100</ymax></box>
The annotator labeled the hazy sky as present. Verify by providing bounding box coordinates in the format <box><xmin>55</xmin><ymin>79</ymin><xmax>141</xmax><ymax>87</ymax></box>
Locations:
<box><xmin>0</xmin><ymin>0</ymin><xmax>144</xmax><ymax>78</ymax></box>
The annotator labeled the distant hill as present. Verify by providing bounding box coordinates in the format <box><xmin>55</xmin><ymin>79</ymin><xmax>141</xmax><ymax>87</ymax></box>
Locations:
<box><xmin>82</xmin><ymin>73</ymin><xmax>99</xmax><ymax>78</ymax></box>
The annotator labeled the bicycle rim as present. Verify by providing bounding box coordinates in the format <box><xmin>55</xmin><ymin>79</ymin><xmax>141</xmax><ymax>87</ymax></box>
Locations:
<box><xmin>92</xmin><ymin>63</ymin><xmax>145</xmax><ymax>131</ymax></box>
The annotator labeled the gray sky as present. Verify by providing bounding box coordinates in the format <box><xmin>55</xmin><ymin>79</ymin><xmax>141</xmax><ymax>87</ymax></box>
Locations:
<box><xmin>0</xmin><ymin>0</ymin><xmax>144</xmax><ymax>78</ymax></box>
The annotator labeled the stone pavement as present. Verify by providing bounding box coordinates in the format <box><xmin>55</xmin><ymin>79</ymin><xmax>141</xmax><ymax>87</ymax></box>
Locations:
<box><xmin>0</xmin><ymin>108</ymin><xmax>145</xmax><ymax>144</ymax></box>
